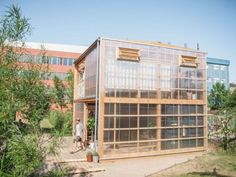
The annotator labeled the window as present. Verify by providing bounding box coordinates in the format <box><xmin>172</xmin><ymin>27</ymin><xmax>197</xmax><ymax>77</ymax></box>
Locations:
<box><xmin>213</xmin><ymin>65</ymin><xmax>219</xmax><ymax>70</ymax></box>
<box><xmin>180</xmin><ymin>116</ymin><xmax>196</xmax><ymax>126</ymax></box>
<box><xmin>180</xmin><ymin>128</ymin><xmax>196</xmax><ymax>137</ymax></box>
<box><xmin>116</xmin><ymin>104</ymin><xmax>137</xmax><ymax>115</ymax></box>
<box><xmin>116</xmin><ymin>130</ymin><xmax>137</xmax><ymax>141</ymax></box>
<box><xmin>104</xmin><ymin>131</ymin><xmax>114</xmax><ymax>142</ymax></box>
<box><xmin>140</xmin><ymin>104</ymin><xmax>157</xmax><ymax>115</ymax></box>
<box><xmin>105</xmin><ymin>103</ymin><xmax>114</xmax><ymax>115</ymax></box>
<box><xmin>220</xmin><ymin>66</ymin><xmax>226</xmax><ymax>70</ymax></box>
<box><xmin>116</xmin><ymin>117</ymin><xmax>137</xmax><ymax>128</ymax></box>
<box><xmin>161</xmin><ymin>140</ymin><xmax>178</xmax><ymax>150</ymax></box>
<box><xmin>140</xmin><ymin>117</ymin><xmax>157</xmax><ymax>127</ymax></box>
<box><xmin>139</xmin><ymin>129</ymin><xmax>156</xmax><ymax>140</ymax></box>
<box><xmin>161</xmin><ymin>128</ymin><xmax>178</xmax><ymax>139</ymax></box>
<box><xmin>180</xmin><ymin>139</ymin><xmax>196</xmax><ymax>148</ymax></box>
<box><xmin>161</xmin><ymin>104</ymin><xmax>178</xmax><ymax>114</ymax></box>
<box><xmin>104</xmin><ymin>117</ymin><xmax>114</xmax><ymax>128</ymax></box>
<box><xmin>161</xmin><ymin>116</ymin><xmax>178</xmax><ymax>127</ymax></box>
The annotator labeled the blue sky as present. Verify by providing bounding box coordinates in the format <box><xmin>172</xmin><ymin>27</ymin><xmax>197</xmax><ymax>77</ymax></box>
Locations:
<box><xmin>1</xmin><ymin>0</ymin><xmax>236</xmax><ymax>82</ymax></box>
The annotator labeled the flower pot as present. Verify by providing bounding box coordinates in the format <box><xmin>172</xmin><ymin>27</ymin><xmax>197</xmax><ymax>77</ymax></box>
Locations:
<box><xmin>93</xmin><ymin>155</ymin><xmax>99</xmax><ymax>163</ymax></box>
<box><xmin>86</xmin><ymin>154</ymin><xmax>93</xmax><ymax>162</ymax></box>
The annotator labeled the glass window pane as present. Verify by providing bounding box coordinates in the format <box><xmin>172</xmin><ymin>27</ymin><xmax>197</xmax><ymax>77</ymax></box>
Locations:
<box><xmin>104</xmin><ymin>130</ymin><xmax>114</xmax><ymax>142</ymax></box>
<box><xmin>180</xmin><ymin>139</ymin><xmax>196</xmax><ymax>148</ymax></box>
<box><xmin>161</xmin><ymin>128</ymin><xmax>178</xmax><ymax>139</ymax></box>
<box><xmin>105</xmin><ymin>103</ymin><xmax>114</xmax><ymax>115</ymax></box>
<box><xmin>116</xmin><ymin>130</ymin><xmax>137</xmax><ymax>141</ymax></box>
<box><xmin>104</xmin><ymin>117</ymin><xmax>114</xmax><ymax>128</ymax></box>
<box><xmin>139</xmin><ymin>129</ymin><xmax>157</xmax><ymax>140</ymax></box>
<box><xmin>180</xmin><ymin>128</ymin><xmax>196</xmax><ymax>138</ymax></box>
<box><xmin>161</xmin><ymin>116</ymin><xmax>178</xmax><ymax>126</ymax></box>
<box><xmin>161</xmin><ymin>140</ymin><xmax>178</xmax><ymax>150</ymax></box>
<box><xmin>116</xmin><ymin>117</ymin><xmax>137</xmax><ymax>128</ymax></box>
<box><xmin>140</xmin><ymin>117</ymin><xmax>157</xmax><ymax>127</ymax></box>
<box><xmin>197</xmin><ymin>116</ymin><xmax>203</xmax><ymax>125</ymax></box>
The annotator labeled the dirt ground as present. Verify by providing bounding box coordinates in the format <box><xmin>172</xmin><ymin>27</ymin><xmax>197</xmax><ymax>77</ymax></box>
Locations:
<box><xmin>148</xmin><ymin>152</ymin><xmax>236</xmax><ymax>177</ymax></box>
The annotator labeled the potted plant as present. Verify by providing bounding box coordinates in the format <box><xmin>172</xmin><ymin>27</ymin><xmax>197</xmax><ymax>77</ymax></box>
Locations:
<box><xmin>86</xmin><ymin>150</ymin><xmax>93</xmax><ymax>162</ymax></box>
<box><xmin>87</xmin><ymin>116</ymin><xmax>95</xmax><ymax>141</ymax></box>
<box><xmin>93</xmin><ymin>151</ymin><xmax>99</xmax><ymax>163</ymax></box>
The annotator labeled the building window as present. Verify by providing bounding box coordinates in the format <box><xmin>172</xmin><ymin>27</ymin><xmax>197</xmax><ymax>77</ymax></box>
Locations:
<box><xmin>213</xmin><ymin>65</ymin><xmax>219</xmax><ymax>70</ymax></box>
<box><xmin>220</xmin><ymin>66</ymin><xmax>226</xmax><ymax>70</ymax></box>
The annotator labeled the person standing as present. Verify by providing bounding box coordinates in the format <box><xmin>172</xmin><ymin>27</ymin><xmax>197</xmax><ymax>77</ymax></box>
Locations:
<box><xmin>72</xmin><ymin>119</ymin><xmax>84</xmax><ymax>153</ymax></box>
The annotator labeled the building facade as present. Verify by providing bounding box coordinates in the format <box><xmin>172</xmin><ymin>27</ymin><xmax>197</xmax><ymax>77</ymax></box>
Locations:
<box><xmin>74</xmin><ymin>37</ymin><xmax>207</xmax><ymax>159</ymax></box>
<box><xmin>17</xmin><ymin>42</ymin><xmax>87</xmax><ymax>86</ymax></box>
<box><xmin>207</xmin><ymin>57</ymin><xmax>230</xmax><ymax>93</ymax></box>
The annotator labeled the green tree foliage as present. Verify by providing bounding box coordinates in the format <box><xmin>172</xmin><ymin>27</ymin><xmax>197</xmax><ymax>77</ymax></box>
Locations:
<box><xmin>208</xmin><ymin>86</ymin><xmax>236</xmax><ymax>152</ymax></box>
<box><xmin>0</xmin><ymin>5</ymin><xmax>62</xmax><ymax>176</ymax></box>
<box><xmin>53</xmin><ymin>76</ymin><xmax>66</xmax><ymax>110</ymax></box>
<box><xmin>208</xmin><ymin>83</ymin><xmax>229</xmax><ymax>110</ymax></box>
<box><xmin>66</xmin><ymin>70</ymin><xmax>74</xmax><ymax>105</ymax></box>
<box><xmin>208</xmin><ymin>108</ymin><xmax>236</xmax><ymax>152</ymax></box>
<box><xmin>226</xmin><ymin>89</ymin><xmax>236</xmax><ymax>108</ymax></box>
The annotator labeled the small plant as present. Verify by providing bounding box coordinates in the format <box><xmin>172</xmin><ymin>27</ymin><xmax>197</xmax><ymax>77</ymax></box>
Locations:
<box><xmin>93</xmin><ymin>151</ymin><xmax>99</xmax><ymax>156</ymax></box>
<box><xmin>92</xmin><ymin>151</ymin><xmax>99</xmax><ymax>163</ymax></box>
<box><xmin>87</xmin><ymin>117</ymin><xmax>95</xmax><ymax>131</ymax></box>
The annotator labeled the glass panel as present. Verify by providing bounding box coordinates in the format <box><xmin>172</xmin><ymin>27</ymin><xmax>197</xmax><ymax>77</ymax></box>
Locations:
<box><xmin>116</xmin><ymin>130</ymin><xmax>137</xmax><ymax>141</ymax></box>
<box><xmin>139</xmin><ymin>129</ymin><xmax>157</xmax><ymax>140</ymax></box>
<box><xmin>180</xmin><ymin>105</ymin><xmax>196</xmax><ymax>114</ymax></box>
<box><xmin>197</xmin><ymin>91</ymin><xmax>203</xmax><ymax>100</ymax></box>
<box><xmin>180</xmin><ymin>128</ymin><xmax>196</xmax><ymax>138</ymax></box>
<box><xmin>116</xmin><ymin>104</ymin><xmax>137</xmax><ymax>115</ymax></box>
<box><xmin>161</xmin><ymin>140</ymin><xmax>178</xmax><ymax>150</ymax></box>
<box><xmin>140</xmin><ymin>104</ymin><xmax>157</xmax><ymax>115</ymax></box>
<box><xmin>116</xmin><ymin>117</ymin><xmax>137</xmax><ymax>128</ymax></box>
<box><xmin>140</xmin><ymin>117</ymin><xmax>157</xmax><ymax>127</ymax></box>
<box><xmin>141</xmin><ymin>90</ymin><xmax>157</xmax><ymax>98</ymax></box>
<box><xmin>161</xmin><ymin>116</ymin><xmax>178</xmax><ymax>127</ymax></box>
<box><xmin>104</xmin><ymin>117</ymin><xmax>114</xmax><ymax>128</ymax></box>
<box><xmin>161</xmin><ymin>91</ymin><xmax>171</xmax><ymax>99</ymax></box>
<box><xmin>197</xmin><ymin>116</ymin><xmax>203</xmax><ymax>125</ymax></box>
<box><xmin>161</xmin><ymin>128</ymin><xmax>178</xmax><ymax>139</ymax></box>
<box><xmin>180</xmin><ymin>139</ymin><xmax>196</xmax><ymax>148</ymax></box>
<box><xmin>172</xmin><ymin>90</ymin><xmax>178</xmax><ymax>99</ymax></box>
<box><xmin>114</xmin><ymin>143</ymin><xmax>137</xmax><ymax>153</ymax></box>
<box><xmin>105</xmin><ymin>88</ymin><xmax>115</xmax><ymax>97</ymax></box>
<box><xmin>139</xmin><ymin>141</ymin><xmax>158</xmax><ymax>151</ymax></box>
<box><xmin>104</xmin><ymin>130</ymin><xmax>114</xmax><ymax>142</ymax></box>
<box><xmin>103</xmin><ymin>144</ymin><xmax>114</xmax><ymax>154</ymax></box>
<box><xmin>197</xmin><ymin>105</ymin><xmax>203</xmax><ymax>114</ymax></box>
<box><xmin>161</xmin><ymin>105</ymin><xmax>178</xmax><ymax>114</ymax></box>
<box><xmin>180</xmin><ymin>116</ymin><xmax>196</xmax><ymax>126</ymax></box>
<box><xmin>197</xmin><ymin>127</ymin><xmax>204</xmax><ymax>137</ymax></box>
<box><xmin>104</xmin><ymin>103</ymin><xmax>114</xmax><ymax>115</ymax></box>
<box><xmin>197</xmin><ymin>138</ymin><xmax>204</xmax><ymax>147</ymax></box>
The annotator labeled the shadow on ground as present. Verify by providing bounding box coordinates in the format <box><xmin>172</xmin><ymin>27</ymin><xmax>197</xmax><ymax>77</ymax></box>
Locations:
<box><xmin>187</xmin><ymin>168</ymin><xmax>232</xmax><ymax>177</ymax></box>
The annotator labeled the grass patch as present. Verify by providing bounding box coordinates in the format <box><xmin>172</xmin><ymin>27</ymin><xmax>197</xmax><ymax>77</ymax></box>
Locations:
<box><xmin>150</xmin><ymin>152</ymin><xmax>236</xmax><ymax>177</ymax></box>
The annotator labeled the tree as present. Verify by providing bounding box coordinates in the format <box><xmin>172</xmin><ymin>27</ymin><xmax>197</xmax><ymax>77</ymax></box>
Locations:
<box><xmin>226</xmin><ymin>89</ymin><xmax>236</xmax><ymax>108</ymax></box>
<box><xmin>0</xmin><ymin>5</ymin><xmax>61</xmax><ymax>177</ymax></box>
<box><xmin>66</xmin><ymin>70</ymin><xmax>74</xmax><ymax>105</ymax></box>
<box><xmin>208</xmin><ymin>108</ymin><xmax>236</xmax><ymax>151</ymax></box>
<box><xmin>53</xmin><ymin>76</ymin><xmax>66</xmax><ymax>110</ymax></box>
<box><xmin>208</xmin><ymin>83</ymin><xmax>229</xmax><ymax>110</ymax></box>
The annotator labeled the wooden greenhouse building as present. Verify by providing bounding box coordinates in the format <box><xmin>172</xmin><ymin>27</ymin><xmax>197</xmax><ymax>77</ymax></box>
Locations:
<box><xmin>73</xmin><ymin>37</ymin><xmax>207</xmax><ymax>160</ymax></box>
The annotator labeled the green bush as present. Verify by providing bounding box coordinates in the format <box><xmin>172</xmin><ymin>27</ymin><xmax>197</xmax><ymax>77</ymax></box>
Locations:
<box><xmin>45</xmin><ymin>110</ymin><xmax>73</xmax><ymax>136</ymax></box>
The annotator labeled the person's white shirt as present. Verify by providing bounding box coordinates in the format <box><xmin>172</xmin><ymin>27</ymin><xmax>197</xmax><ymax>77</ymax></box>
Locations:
<box><xmin>76</xmin><ymin>122</ymin><xmax>83</xmax><ymax>137</ymax></box>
